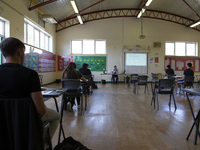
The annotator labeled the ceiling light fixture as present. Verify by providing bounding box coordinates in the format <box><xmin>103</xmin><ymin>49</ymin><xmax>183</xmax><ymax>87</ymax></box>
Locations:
<box><xmin>70</xmin><ymin>0</ymin><xmax>79</xmax><ymax>13</ymax></box>
<box><xmin>77</xmin><ymin>14</ymin><xmax>83</xmax><ymax>24</ymax></box>
<box><xmin>145</xmin><ymin>0</ymin><xmax>153</xmax><ymax>6</ymax></box>
<box><xmin>137</xmin><ymin>8</ymin><xmax>146</xmax><ymax>18</ymax></box>
<box><xmin>190</xmin><ymin>21</ymin><xmax>200</xmax><ymax>28</ymax></box>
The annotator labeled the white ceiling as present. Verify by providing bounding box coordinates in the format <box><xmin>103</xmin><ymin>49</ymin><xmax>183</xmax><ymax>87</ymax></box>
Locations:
<box><xmin>28</xmin><ymin>0</ymin><xmax>200</xmax><ymax>31</ymax></box>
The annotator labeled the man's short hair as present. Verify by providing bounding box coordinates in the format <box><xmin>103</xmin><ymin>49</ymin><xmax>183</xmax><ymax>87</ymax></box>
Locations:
<box><xmin>0</xmin><ymin>37</ymin><xmax>25</xmax><ymax>57</ymax></box>
<box><xmin>167</xmin><ymin>65</ymin><xmax>171</xmax><ymax>69</ymax></box>
<box><xmin>83</xmin><ymin>63</ymin><xmax>88</xmax><ymax>68</ymax></box>
<box><xmin>187</xmin><ymin>62</ymin><xmax>192</xmax><ymax>68</ymax></box>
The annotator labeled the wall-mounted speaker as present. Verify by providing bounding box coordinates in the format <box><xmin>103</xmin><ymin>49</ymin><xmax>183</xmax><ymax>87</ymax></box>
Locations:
<box><xmin>153</xmin><ymin>42</ymin><xmax>161</xmax><ymax>48</ymax></box>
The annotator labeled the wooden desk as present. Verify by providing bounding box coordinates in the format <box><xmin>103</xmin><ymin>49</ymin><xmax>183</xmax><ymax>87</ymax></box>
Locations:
<box><xmin>182</xmin><ymin>88</ymin><xmax>200</xmax><ymax>145</ymax></box>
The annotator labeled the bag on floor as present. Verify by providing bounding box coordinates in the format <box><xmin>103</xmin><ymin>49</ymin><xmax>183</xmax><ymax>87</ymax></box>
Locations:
<box><xmin>92</xmin><ymin>81</ymin><xmax>98</xmax><ymax>89</ymax></box>
<box><xmin>54</xmin><ymin>136</ymin><xmax>91</xmax><ymax>150</ymax></box>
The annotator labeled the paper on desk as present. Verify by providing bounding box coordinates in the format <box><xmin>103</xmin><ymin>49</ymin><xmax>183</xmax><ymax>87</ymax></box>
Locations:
<box><xmin>42</xmin><ymin>91</ymin><xmax>52</xmax><ymax>94</ymax></box>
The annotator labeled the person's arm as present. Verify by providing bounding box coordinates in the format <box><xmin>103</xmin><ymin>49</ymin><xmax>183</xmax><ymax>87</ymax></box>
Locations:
<box><xmin>31</xmin><ymin>91</ymin><xmax>46</xmax><ymax>116</ymax></box>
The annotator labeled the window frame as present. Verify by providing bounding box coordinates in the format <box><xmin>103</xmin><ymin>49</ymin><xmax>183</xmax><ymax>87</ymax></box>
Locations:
<box><xmin>71</xmin><ymin>39</ymin><xmax>106</xmax><ymax>54</ymax></box>
<box><xmin>24</xmin><ymin>19</ymin><xmax>52</xmax><ymax>52</ymax></box>
<box><xmin>165</xmin><ymin>41</ymin><xmax>198</xmax><ymax>56</ymax></box>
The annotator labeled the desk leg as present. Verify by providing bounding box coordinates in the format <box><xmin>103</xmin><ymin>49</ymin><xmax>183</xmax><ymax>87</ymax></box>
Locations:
<box><xmin>186</xmin><ymin>93</ymin><xmax>200</xmax><ymax>144</ymax></box>
<box><xmin>53</xmin><ymin>97</ymin><xmax>59</xmax><ymax>112</ymax></box>
<box><xmin>58</xmin><ymin>95</ymin><xmax>66</xmax><ymax>144</ymax></box>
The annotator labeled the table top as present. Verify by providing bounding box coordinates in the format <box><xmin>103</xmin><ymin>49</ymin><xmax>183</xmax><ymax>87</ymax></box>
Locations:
<box><xmin>42</xmin><ymin>88</ymin><xmax>67</xmax><ymax>98</ymax></box>
<box><xmin>182</xmin><ymin>88</ymin><xmax>200</xmax><ymax>96</ymax></box>
<box><xmin>172</xmin><ymin>76</ymin><xmax>183</xmax><ymax>79</ymax></box>
<box><xmin>101</xmin><ymin>73</ymin><xmax>126</xmax><ymax>75</ymax></box>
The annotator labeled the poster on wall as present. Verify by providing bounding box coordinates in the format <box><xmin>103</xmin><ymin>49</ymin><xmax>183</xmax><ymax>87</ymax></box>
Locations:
<box><xmin>39</xmin><ymin>52</ymin><xmax>56</xmax><ymax>72</ymax></box>
<box><xmin>23</xmin><ymin>51</ymin><xmax>56</xmax><ymax>73</ymax></box>
<box><xmin>74</xmin><ymin>55</ymin><xmax>106</xmax><ymax>71</ymax></box>
<box><xmin>165</xmin><ymin>56</ymin><xmax>198</xmax><ymax>72</ymax></box>
<box><xmin>57</xmin><ymin>55</ymin><xmax>74</xmax><ymax>71</ymax></box>
<box><xmin>23</xmin><ymin>53</ymin><xmax>39</xmax><ymax>72</ymax></box>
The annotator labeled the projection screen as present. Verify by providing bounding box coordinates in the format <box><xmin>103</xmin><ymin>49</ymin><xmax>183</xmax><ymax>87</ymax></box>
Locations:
<box><xmin>124</xmin><ymin>52</ymin><xmax>148</xmax><ymax>74</ymax></box>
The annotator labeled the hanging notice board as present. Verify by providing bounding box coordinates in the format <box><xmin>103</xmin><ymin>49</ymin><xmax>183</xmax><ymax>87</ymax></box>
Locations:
<box><xmin>57</xmin><ymin>55</ymin><xmax>74</xmax><ymax>71</ymax></box>
<box><xmin>74</xmin><ymin>55</ymin><xmax>106</xmax><ymax>71</ymax></box>
<box><xmin>165</xmin><ymin>56</ymin><xmax>200</xmax><ymax>72</ymax></box>
<box><xmin>23</xmin><ymin>51</ymin><xmax>56</xmax><ymax>73</ymax></box>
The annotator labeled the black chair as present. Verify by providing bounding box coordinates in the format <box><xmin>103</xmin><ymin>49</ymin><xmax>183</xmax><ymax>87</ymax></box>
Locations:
<box><xmin>62</xmin><ymin>79</ymin><xmax>84</xmax><ymax>115</ymax></box>
<box><xmin>128</xmin><ymin>74</ymin><xmax>138</xmax><ymax>88</ymax></box>
<box><xmin>179</xmin><ymin>76</ymin><xmax>194</xmax><ymax>94</ymax></box>
<box><xmin>135</xmin><ymin>75</ymin><xmax>149</xmax><ymax>95</ymax></box>
<box><xmin>168</xmin><ymin>74</ymin><xmax>176</xmax><ymax>79</ymax></box>
<box><xmin>155</xmin><ymin>79</ymin><xmax>176</xmax><ymax>110</ymax></box>
<box><xmin>82</xmin><ymin>75</ymin><xmax>93</xmax><ymax>94</ymax></box>
<box><xmin>0</xmin><ymin>97</ymin><xmax>46</xmax><ymax>150</ymax></box>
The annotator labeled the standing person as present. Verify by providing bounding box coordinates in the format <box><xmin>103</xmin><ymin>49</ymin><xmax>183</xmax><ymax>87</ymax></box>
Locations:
<box><xmin>0</xmin><ymin>37</ymin><xmax>60</xmax><ymax>143</ymax></box>
<box><xmin>177</xmin><ymin>62</ymin><xmax>194</xmax><ymax>87</ymax></box>
<box><xmin>112</xmin><ymin>65</ymin><xmax>118</xmax><ymax>84</ymax></box>
<box><xmin>165</xmin><ymin>65</ymin><xmax>174</xmax><ymax>75</ymax></box>
<box><xmin>62</xmin><ymin>62</ymin><xmax>86</xmax><ymax>109</ymax></box>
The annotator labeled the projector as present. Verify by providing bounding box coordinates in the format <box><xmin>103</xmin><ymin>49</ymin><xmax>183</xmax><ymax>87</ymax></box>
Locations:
<box><xmin>139</xmin><ymin>34</ymin><xmax>145</xmax><ymax>39</ymax></box>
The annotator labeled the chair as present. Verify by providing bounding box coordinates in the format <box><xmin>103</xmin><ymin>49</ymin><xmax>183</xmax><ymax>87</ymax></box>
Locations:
<box><xmin>82</xmin><ymin>75</ymin><xmax>93</xmax><ymax>94</ymax></box>
<box><xmin>62</xmin><ymin>79</ymin><xmax>84</xmax><ymax>115</ymax></box>
<box><xmin>128</xmin><ymin>74</ymin><xmax>138</xmax><ymax>88</ymax></box>
<box><xmin>135</xmin><ymin>75</ymin><xmax>149</xmax><ymax>95</ymax></box>
<box><xmin>0</xmin><ymin>97</ymin><xmax>45</xmax><ymax>150</ymax></box>
<box><xmin>155</xmin><ymin>79</ymin><xmax>176</xmax><ymax>110</ymax></box>
<box><xmin>179</xmin><ymin>76</ymin><xmax>194</xmax><ymax>94</ymax></box>
<box><xmin>168</xmin><ymin>74</ymin><xmax>176</xmax><ymax>79</ymax></box>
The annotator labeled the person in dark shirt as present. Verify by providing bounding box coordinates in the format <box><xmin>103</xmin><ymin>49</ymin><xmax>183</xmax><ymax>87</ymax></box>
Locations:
<box><xmin>0</xmin><ymin>37</ymin><xmax>60</xmax><ymax>142</ymax></box>
<box><xmin>165</xmin><ymin>65</ymin><xmax>174</xmax><ymax>75</ymax></box>
<box><xmin>62</xmin><ymin>62</ymin><xmax>86</xmax><ymax>109</ymax></box>
<box><xmin>177</xmin><ymin>62</ymin><xmax>194</xmax><ymax>87</ymax></box>
<box><xmin>79</xmin><ymin>63</ymin><xmax>92</xmax><ymax>76</ymax></box>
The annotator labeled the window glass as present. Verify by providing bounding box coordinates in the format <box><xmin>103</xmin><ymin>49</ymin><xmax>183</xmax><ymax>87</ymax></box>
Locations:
<box><xmin>45</xmin><ymin>35</ymin><xmax>49</xmax><ymax>50</ymax></box>
<box><xmin>34</xmin><ymin>29</ymin><xmax>40</xmax><ymax>48</ymax></box>
<box><xmin>0</xmin><ymin>20</ymin><xmax>4</xmax><ymax>36</ymax></box>
<box><xmin>72</xmin><ymin>40</ymin><xmax>82</xmax><ymax>54</ymax></box>
<box><xmin>96</xmin><ymin>41</ymin><xmax>106</xmax><ymax>54</ymax></box>
<box><xmin>165</xmin><ymin>43</ymin><xmax>174</xmax><ymax>55</ymax></box>
<box><xmin>24</xmin><ymin>23</ymin><xmax>27</xmax><ymax>43</ymax></box>
<box><xmin>27</xmin><ymin>24</ymin><xmax>34</xmax><ymax>45</ymax></box>
<box><xmin>186</xmin><ymin>43</ymin><xmax>196</xmax><ymax>56</ymax></box>
<box><xmin>175</xmin><ymin>42</ymin><xmax>185</xmax><ymax>56</ymax></box>
<box><xmin>83</xmin><ymin>40</ymin><xmax>94</xmax><ymax>54</ymax></box>
<box><xmin>40</xmin><ymin>32</ymin><xmax>45</xmax><ymax>49</ymax></box>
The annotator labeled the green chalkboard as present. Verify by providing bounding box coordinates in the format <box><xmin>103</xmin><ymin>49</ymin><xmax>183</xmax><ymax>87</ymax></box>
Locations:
<box><xmin>74</xmin><ymin>55</ymin><xmax>106</xmax><ymax>71</ymax></box>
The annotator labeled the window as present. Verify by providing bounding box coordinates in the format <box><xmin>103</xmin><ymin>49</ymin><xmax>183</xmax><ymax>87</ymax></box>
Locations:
<box><xmin>165</xmin><ymin>42</ymin><xmax>198</xmax><ymax>56</ymax></box>
<box><xmin>71</xmin><ymin>39</ymin><xmax>106</xmax><ymax>54</ymax></box>
<box><xmin>24</xmin><ymin>19</ymin><xmax>52</xmax><ymax>52</ymax></box>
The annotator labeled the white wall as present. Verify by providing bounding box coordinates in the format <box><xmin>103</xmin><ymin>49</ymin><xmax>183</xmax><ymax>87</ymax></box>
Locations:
<box><xmin>0</xmin><ymin>0</ymin><xmax>57</xmax><ymax>85</ymax></box>
<box><xmin>56</xmin><ymin>17</ymin><xmax>200</xmax><ymax>81</ymax></box>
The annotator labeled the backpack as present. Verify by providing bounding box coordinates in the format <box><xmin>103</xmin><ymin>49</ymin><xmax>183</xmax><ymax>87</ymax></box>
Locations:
<box><xmin>54</xmin><ymin>136</ymin><xmax>91</xmax><ymax>150</ymax></box>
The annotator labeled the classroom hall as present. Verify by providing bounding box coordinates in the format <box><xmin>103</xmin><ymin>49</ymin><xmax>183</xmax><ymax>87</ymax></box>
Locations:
<box><xmin>1</xmin><ymin>0</ymin><xmax>200</xmax><ymax>149</ymax></box>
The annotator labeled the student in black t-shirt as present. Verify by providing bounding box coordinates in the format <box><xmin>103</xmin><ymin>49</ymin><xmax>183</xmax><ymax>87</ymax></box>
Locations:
<box><xmin>62</xmin><ymin>62</ymin><xmax>86</xmax><ymax>109</ymax></box>
<box><xmin>165</xmin><ymin>65</ymin><xmax>174</xmax><ymax>75</ymax></box>
<box><xmin>177</xmin><ymin>62</ymin><xmax>194</xmax><ymax>87</ymax></box>
<box><xmin>79</xmin><ymin>63</ymin><xmax>92</xmax><ymax>76</ymax></box>
<box><xmin>0</xmin><ymin>37</ymin><xmax>60</xmax><ymax>142</ymax></box>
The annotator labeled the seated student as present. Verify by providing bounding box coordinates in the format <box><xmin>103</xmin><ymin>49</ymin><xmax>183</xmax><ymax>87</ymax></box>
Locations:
<box><xmin>62</xmin><ymin>62</ymin><xmax>86</xmax><ymax>109</ymax></box>
<box><xmin>165</xmin><ymin>65</ymin><xmax>174</xmax><ymax>75</ymax></box>
<box><xmin>0</xmin><ymin>38</ymin><xmax>60</xmax><ymax>143</ymax></box>
<box><xmin>112</xmin><ymin>65</ymin><xmax>118</xmax><ymax>84</ymax></box>
<box><xmin>177</xmin><ymin>62</ymin><xmax>194</xmax><ymax>87</ymax></box>
<box><xmin>79</xmin><ymin>63</ymin><xmax>92</xmax><ymax>77</ymax></box>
